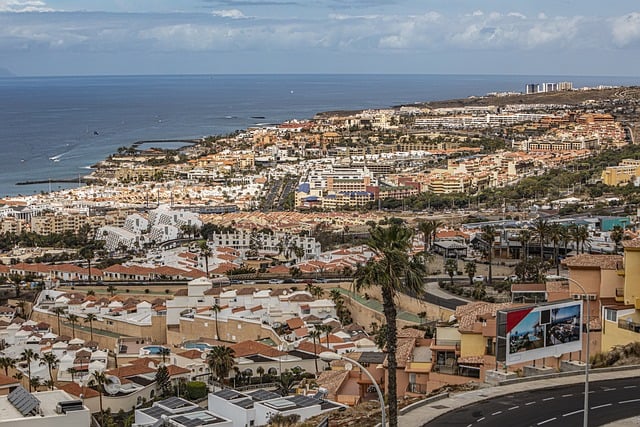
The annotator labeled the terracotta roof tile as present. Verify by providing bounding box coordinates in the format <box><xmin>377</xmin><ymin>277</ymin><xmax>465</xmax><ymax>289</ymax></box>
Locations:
<box><xmin>563</xmin><ymin>254</ymin><xmax>622</xmax><ymax>269</ymax></box>
<box><xmin>231</xmin><ymin>341</ymin><xmax>286</xmax><ymax>358</ymax></box>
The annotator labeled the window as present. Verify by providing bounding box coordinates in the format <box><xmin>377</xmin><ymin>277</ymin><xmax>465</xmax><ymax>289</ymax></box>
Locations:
<box><xmin>605</xmin><ymin>308</ymin><xmax>617</xmax><ymax>322</ymax></box>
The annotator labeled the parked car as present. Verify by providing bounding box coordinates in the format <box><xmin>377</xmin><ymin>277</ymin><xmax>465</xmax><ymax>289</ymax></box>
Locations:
<box><xmin>473</xmin><ymin>275</ymin><xmax>485</xmax><ymax>283</ymax></box>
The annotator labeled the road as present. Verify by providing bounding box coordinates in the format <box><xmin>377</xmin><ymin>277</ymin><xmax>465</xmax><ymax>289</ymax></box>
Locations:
<box><xmin>426</xmin><ymin>377</ymin><xmax>640</xmax><ymax>427</ymax></box>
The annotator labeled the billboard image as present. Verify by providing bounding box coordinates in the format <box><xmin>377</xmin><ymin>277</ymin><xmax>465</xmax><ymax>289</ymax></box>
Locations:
<box><xmin>497</xmin><ymin>301</ymin><xmax>582</xmax><ymax>366</ymax></box>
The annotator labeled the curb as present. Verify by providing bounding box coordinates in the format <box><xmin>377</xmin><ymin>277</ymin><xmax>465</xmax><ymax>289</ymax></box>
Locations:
<box><xmin>399</xmin><ymin>392</ymin><xmax>449</xmax><ymax>415</ymax></box>
<box><xmin>498</xmin><ymin>363</ymin><xmax>640</xmax><ymax>386</ymax></box>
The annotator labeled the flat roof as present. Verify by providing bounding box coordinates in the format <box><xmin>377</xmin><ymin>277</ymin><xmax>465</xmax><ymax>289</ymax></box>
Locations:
<box><xmin>0</xmin><ymin>390</ymin><xmax>82</xmax><ymax>420</ymax></box>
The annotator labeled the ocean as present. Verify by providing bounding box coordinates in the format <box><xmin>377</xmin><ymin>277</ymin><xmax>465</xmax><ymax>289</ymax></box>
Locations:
<box><xmin>0</xmin><ymin>74</ymin><xmax>638</xmax><ymax>197</ymax></box>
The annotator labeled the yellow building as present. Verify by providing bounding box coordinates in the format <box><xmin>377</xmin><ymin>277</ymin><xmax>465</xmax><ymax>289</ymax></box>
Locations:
<box><xmin>601</xmin><ymin>159</ymin><xmax>640</xmax><ymax>186</ymax></box>
<box><xmin>600</xmin><ymin>239</ymin><xmax>640</xmax><ymax>352</ymax></box>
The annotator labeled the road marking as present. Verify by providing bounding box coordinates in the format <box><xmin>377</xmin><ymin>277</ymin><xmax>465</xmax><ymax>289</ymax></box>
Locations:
<box><xmin>477</xmin><ymin>417</ymin><xmax>485</xmax><ymax>422</ymax></box>
<box><xmin>592</xmin><ymin>404</ymin><xmax>612</xmax><ymax>410</ymax></box>
<box><xmin>602</xmin><ymin>388</ymin><xmax>616</xmax><ymax>392</ymax></box>
<box><xmin>492</xmin><ymin>411</ymin><xmax>502</xmax><ymax>416</ymax></box>
<box><xmin>537</xmin><ymin>417</ymin><xmax>557</xmax><ymax>425</ymax></box>
<box><xmin>525</xmin><ymin>401</ymin><xmax>536</xmax><ymax>406</ymax></box>
<box><xmin>624</xmin><ymin>385</ymin><xmax>637</xmax><ymax>389</ymax></box>
<box><xmin>467</xmin><ymin>424</ymin><xmax>473</xmax><ymax>427</ymax></box>
<box><xmin>563</xmin><ymin>410</ymin><xmax>583</xmax><ymax>417</ymax></box>
<box><xmin>508</xmin><ymin>406</ymin><xmax>519</xmax><ymax>411</ymax></box>
<box><xmin>561</xmin><ymin>394</ymin><xmax>573</xmax><ymax>397</ymax></box>
<box><xmin>542</xmin><ymin>397</ymin><xmax>555</xmax><ymax>401</ymax></box>
<box><xmin>620</xmin><ymin>398</ymin><xmax>640</xmax><ymax>404</ymax></box>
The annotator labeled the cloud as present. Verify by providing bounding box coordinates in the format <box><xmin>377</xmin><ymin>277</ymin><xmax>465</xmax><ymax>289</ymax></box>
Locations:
<box><xmin>612</xmin><ymin>12</ymin><xmax>640</xmax><ymax>46</ymax></box>
<box><xmin>212</xmin><ymin>8</ymin><xmax>247</xmax><ymax>19</ymax></box>
<box><xmin>0</xmin><ymin>0</ymin><xmax>53</xmax><ymax>12</ymax></box>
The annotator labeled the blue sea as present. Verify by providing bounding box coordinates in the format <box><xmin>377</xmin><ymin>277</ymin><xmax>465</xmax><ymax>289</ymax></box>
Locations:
<box><xmin>0</xmin><ymin>74</ymin><xmax>638</xmax><ymax>197</ymax></box>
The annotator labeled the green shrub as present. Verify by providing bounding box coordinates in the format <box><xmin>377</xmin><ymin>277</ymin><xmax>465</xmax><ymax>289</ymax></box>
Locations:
<box><xmin>186</xmin><ymin>381</ymin><xmax>207</xmax><ymax>400</ymax></box>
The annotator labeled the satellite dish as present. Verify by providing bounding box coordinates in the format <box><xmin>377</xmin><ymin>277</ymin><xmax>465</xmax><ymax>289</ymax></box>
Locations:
<box><xmin>104</xmin><ymin>375</ymin><xmax>121</xmax><ymax>396</ymax></box>
<box><xmin>344</xmin><ymin>362</ymin><xmax>353</xmax><ymax>371</ymax></box>
<box><xmin>200</xmin><ymin>352</ymin><xmax>207</xmax><ymax>360</ymax></box>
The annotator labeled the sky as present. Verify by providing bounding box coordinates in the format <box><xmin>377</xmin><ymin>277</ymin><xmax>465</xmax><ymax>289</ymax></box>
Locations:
<box><xmin>1</xmin><ymin>0</ymin><xmax>640</xmax><ymax>76</ymax></box>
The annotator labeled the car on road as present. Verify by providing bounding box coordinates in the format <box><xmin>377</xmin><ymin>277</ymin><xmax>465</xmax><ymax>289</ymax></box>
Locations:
<box><xmin>268</xmin><ymin>279</ymin><xmax>284</xmax><ymax>284</ymax></box>
<box><xmin>473</xmin><ymin>275</ymin><xmax>485</xmax><ymax>283</ymax></box>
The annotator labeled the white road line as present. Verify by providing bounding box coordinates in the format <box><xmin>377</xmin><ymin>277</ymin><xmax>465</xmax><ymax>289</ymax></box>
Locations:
<box><xmin>561</xmin><ymin>394</ymin><xmax>573</xmax><ymax>398</ymax></box>
<box><xmin>508</xmin><ymin>406</ymin><xmax>519</xmax><ymax>411</ymax></box>
<box><xmin>563</xmin><ymin>410</ymin><xmax>584</xmax><ymax>417</ymax></box>
<box><xmin>525</xmin><ymin>401</ymin><xmax>536</xmax><ymax>406</ymax></box>
<box><xmin>477</xmin><ymin>417</ymin><xmax>485</xmax><ymax>422</ymax></box>
<box><xmin>542</xmin><ymin>397</ymin><xmax>555</xmax><ymax>401</ymax></box>
<box><xmin>624</xmin><ymin>385</ymin><xmax>637</xmax><ymax>389</ymax></box>
<box><xmin>620</xmin><ymin>398</ymin><xmax>640</xmax><ymax>404</ymax></box>
<box><xmin>467</xmin><ymin>424</ymin><xmax>473</xmax><ymax>427</ymax></box>
<box><xmin>592</xmin><ymin>404</ymin><xmax>612</xmax><ymax>410</ymax></box>
<box><xmin>537</xmin><ymin>417</ymin><xmax>557</xmax><ymax>425</ymax></box>
<box><xmin>492</xmin><ymin>411</ymin><xmax>502</xmax><ymax>416</ymax></box>
<box><xmin>602</xmin><ymin>388</ymin><xmax>616</xmax><ymax>392</ymax></box>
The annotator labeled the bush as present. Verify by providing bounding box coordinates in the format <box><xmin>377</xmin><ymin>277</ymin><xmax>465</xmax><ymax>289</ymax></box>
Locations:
<box><xmin>186</xmin><ymin>381</ymin><xmax>207</xmax><ymax>400</ymax></box>
<box><xmin>144</xmin><ymin>288</ymin><xmax>150</xmax><ymax>294</ymax></box>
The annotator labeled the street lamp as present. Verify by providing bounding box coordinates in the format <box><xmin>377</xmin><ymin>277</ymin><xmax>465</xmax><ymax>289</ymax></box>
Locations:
<box><xmin>319</xmin><ymin>351</ymin><xmax>386</xmax><ymax>427</ymax></box>
<box><xmin>565</xmin><ymin>277</ymin><xmax>590</xmax><ymax>427</ymax></box>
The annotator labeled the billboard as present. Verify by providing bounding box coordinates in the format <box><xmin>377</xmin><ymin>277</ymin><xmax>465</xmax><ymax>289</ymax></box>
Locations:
<box><xmin>496</xmin><ymin>300</ymin><xmax>582</xmax><ymax>366</ymax></box>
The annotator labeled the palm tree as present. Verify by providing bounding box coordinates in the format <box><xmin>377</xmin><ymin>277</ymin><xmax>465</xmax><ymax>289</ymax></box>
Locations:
<box><xmin>20</xmin><ymin>348</ymin><xmax>39</xmax><ymax>392</ymax></box>
<box><xmin>354</xmin><ymin>222</ymin><xmax>426</xmax><ymax>427</ymax></box>
<box><xmin>464</xmin><ymin>261</ymin><xmax>477</xmax><ymax>286</ymax></box>
<box><xmin>532</xmin><ymin>218</ymin><xmax>549</xmax><ymax>260</ymax></box>
<box><xmin>444</xmin><ymin>258</ymin><xmax>457</xmax><ymax>285</ymax></box>
<box><xmin>67</xmin><ymin>367</ymin><xmax>78</xmax><ymax>382</ymax></box>
<box><xmin>319</xmin><ymin>324</ymin><xmax>333</xmax><ymax>348</ymax></box>
<box><xmin>40</xmin><ymin>352</ymin><xmax>59</xmax><ymax>389</ymax></box>
<box><xmin>0</xmin><ymin>357</ymin><xmax>15</xmax><ymax>376</ymax></box>
<box><xmin>78</xmin><ymin>245</ymin><xmax>94</xmax><ymax>285</ymax></box>
<box><xmin>275</xmin><ymin>370</ymin><xmax>297</xmax><ymax>397</ymax></box>
<box><xmin>51</xmin><ymin>307</ymin><xmax>66</xmax><ymax>334</ymax></box>
<box><xmin>199</xmin><ymin>241</ymin><xmax>212</xmax><ymax>277</ymax></box>
<box><xmin>575</xmin><ymin>225</ymin><xmax>591</xmax><ymax>254</ymax></box>
<box><xmin>44</xmin><ymin>379</ymin><xmax>55</xmax><ymax>390</ymax></box>
<box><xmin>84</xmin><ymin>313</ymin><xmax>97</xmax><ymax>342</ymax></box>
<box><xmin>518</xmin><ymin>229</ymin><xmax>533</xmax><ymax>260</ymax></box>
<box><xmin>29</xmin><ymin>376</ymin><xmax>41</xmax><ymax>392</ymax></box>
<box><xmin>256</xmin><ymin>366</ymin><xmax>265</xmax><ymax>383</ymax></box>
<box><xmin>211</xmin><ymin>304</ymin><xmax>221</xmax><ymax>340</ymax></box>
<box><xmin>480</xmin><ymin>226</ymin><xmax>496</xmax><ymax>286</ymax></box>
<box><xmin>89</xmin><ymin>371</ymin><xmax>107</xmax><ymax>426</ymax></box>
<box><xmin>548</xmin><ymin>224</ymin><xmax>563</xmax><ymax>276</ymax></box>
<box><xmin>611</xmin><ymin>225</ymin><xmax>624</xmax><ymax>253</ymax></box>
<box><xmin>206</xmin><ymin>346</ymin><xmax>235</xmax><ymax>384</ymax></box>
<box><xmin>66</xmin><ymin>313</ymin><xmax>79</xmax><ymax>338</ymax></box>
<box><xmin>106</xmin><ymin>284</ymin><xmax>117</xmax><ymax>296</ymax></box>
<box><xmin>308</xmin><ymin>330</ymin><xmax>322</xmax><ymax>373</ymax></box>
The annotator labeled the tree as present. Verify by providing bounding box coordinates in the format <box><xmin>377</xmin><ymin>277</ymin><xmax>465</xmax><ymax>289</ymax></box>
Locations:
<box><xmin>20</xmin><ymin>348</ymin><xmax>39</xmax><ymax>392</ymax></box>
<box><xmin>269</xmin><ymin>413</ymin><xmax>301</xmax><ymax>427</ymax></box>
<box><xmin>480</xmin><ymin>226</ymin><xmax>496</xmax><ymax>286</ymax></box>
<box><xmin>518</xmin><ymin>229</ymin><xmax>532</xmax><ymax>261</ymax></box>
<box><xmin>106</xmin><ymin>284</ymin><xmax>117</xmax><ymax>297</ymax></box>
<box><xmin>256</xmin><ymin>366</ymin><xmax>265</xmax><ymax>383</ymax></box>
<box><xmin>464</xmin><ymin>261</ymin><xmax>477</xmax><ymax>286</ymax></box>
<box><xmin>159</xmin><ymin>347</ymin><xmax>170</xmax><ymax>364</ymax></box>
<box><xmin>532</xmin><ymin>218</ymin><xmax>549</xmax><ymax>260</ymax></box>
<box><xmin>211</xmin><ymin>304</ymin><xmax>221</xmax><ymax>340</ymax></box>
<box><xmin>611</xmin><ymin>225</ymin><xmax>624</xmax><ymax>253</ymax></box>
<box><xmin>40</xmin><ymin>352</ymin><xmax>59</xmax><ymax>389</ymax></box>
<box><xmin>51</xmin><ymin>307</ymin><xmax>65</xmax><ymax>334</ymax></box>
<box><xmin>155</xmin><ymin>364</ymin><xmax>171</xmax><ymax>397</ymax></box>
<box><xmin>275</xmin><ymin>370</ymin><xmax>297</xmax><ymax>397</ymax></box>
<box><xmin>78</xmin><ymin>246</ymin><xmax>95</xmax><ymax>285</ymax></box>
<box><xmin>89</xmin><ymin>371</ymin><xmax>107</xmax><ymax>426</ymax></box>
<box><xmin>67</xmin><ymin>367</ymin><xmax>78</xmax><ymax>382</ymax></box>
<box><xmin>444</xmin><ymin>258</ymin><xmax>457</xmax><ymax>285</ymax></box>
<box><xmin>548</xmin><ymin>224</ymin><xmax>563</xmax><ymax>276</ymax></box>
<box><xmin>308</xmin><ymin>330</ymin><xmax>322</xmax><ymax>373</ymax></box>
<box><xmin>29</xmin><ymin>376</ymin><xmax>41</xmax><ymax>392</ymax></box>
<box><xmin>199</xmin><ymin>241</ymin><xmax>212</xmax><ymax>277</ymax></box>
<box><xmin>66</xmin><ymin>313</ymin><xmax>79</xmax><ymax>338</ymax></box>
<box><xmin>354</xmin><ymin>222</ymin><xmax>426</xmax><ymax>427</ymax></box>
<box><xmin>206</xmin><ymin>346</ymin><xmax>235</xmax><ymax>384</ymax></box>
<box><xmin>84</xmin><ymin>313</ymin><xmax>97</xmax><ymax>342</ymax></box>
<box><xmin>373</xmin><ymin>323</ymin><xmax>388</xmax><ymax>350</ymax></box>
<box><xmin>0</xmin><ymin>357</ymin><xmax>15</xmax><ymax>376</ymax></box>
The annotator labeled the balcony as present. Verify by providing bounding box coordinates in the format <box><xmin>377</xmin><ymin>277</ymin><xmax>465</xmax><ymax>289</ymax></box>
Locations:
<box><xmin>405</xmin><ymin>362</ymin><xmax>433</xmax><ymax>373</ymax></box>
<box><xmin>431</xmin><ymin>339</ymin><xmax>461</xmax><ymax>351</ymax></box>
<box><xmin>618</xmin><ymin>318</ymin><xmax>640</xmax><ymax>333</ymax></box>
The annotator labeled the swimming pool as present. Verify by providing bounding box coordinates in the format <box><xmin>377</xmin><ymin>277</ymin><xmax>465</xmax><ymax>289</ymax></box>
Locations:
<box><xmin>140</xmin><ymin>345</ymin><xmax>170</xmax><ymax>355</ymax></box>
<box><xmin>183</xmin><ymin>342</ymin><xmax>213</xmax><ymax>352</ymax></box>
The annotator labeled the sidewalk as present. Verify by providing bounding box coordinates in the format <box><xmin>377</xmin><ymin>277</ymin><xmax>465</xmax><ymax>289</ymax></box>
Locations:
<box><xmin>399</xmin><ymin>367</ymin><xmax>640</xmax><ymax>427</ymax></box>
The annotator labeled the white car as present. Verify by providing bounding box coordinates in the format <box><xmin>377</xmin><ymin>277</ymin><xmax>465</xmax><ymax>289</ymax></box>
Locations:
<box><xmin>473</xmin><ymin>275</ymin><xmax>485</xmax><ymax>283</ymax></box>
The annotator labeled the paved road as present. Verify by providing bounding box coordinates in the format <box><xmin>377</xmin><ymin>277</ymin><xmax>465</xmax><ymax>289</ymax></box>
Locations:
<box><xmin>425</xmin><ymin>377</ymin><xmax>640</xmax><ymax>427</ymax></box>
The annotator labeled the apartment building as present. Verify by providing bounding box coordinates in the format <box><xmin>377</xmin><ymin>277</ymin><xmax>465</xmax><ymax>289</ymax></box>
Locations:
<box><xmin>601</xmin><ymin>158</ymin><xmax>640</xmax><ymax>186</ymax></box>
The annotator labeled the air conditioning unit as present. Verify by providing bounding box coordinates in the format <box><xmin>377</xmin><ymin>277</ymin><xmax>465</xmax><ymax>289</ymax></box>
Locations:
<box><xmin>588</xmin><ymin>295</ymin><xmax>597</xmax><ymax>301</ymax></box>
<box><xmin>572</xmin><ymin>294</ymin><xmax>582</xmax><ymax>300</ymax></box>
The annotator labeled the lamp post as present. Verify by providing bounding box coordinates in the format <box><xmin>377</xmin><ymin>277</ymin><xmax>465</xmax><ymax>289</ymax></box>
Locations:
<box><xmin>565</xmin><ymin>277</ymin><xmax>590</xmax><ymax>427</ymax></box>
<box><xmin>320</xmin><ymin>351</ymin><xmax>386</xmax><ymax>427</ymax></box>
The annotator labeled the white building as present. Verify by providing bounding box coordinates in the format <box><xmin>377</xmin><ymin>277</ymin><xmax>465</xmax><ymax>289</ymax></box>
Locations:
<box><xmin>0</xmin><ymin>387</ymin><xmax>90</xmax><ymax>426</ymax></box>
<box><xmin>134</xmin><ymin>396</ymin><xmax>232</xmax><ymax>427</ymax></box>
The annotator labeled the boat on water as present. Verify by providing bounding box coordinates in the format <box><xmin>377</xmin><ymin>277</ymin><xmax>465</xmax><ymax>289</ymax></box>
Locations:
<box><xmin>251</xmin><ymin>116</ymin><xmax>265</xmax><ymax>119</ymax></box>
